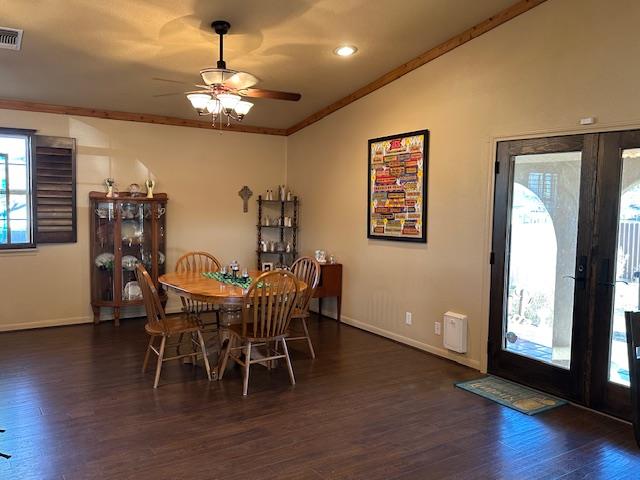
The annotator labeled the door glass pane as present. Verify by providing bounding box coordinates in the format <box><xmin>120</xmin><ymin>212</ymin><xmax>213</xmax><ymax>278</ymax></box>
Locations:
<box><xmin>504</xmin><ymin>152</ymin><xmax>582</xmax><ymax>369</ymax></box>
<box><xmin>610</xmin><ymin>148</ymin><xmax>640</xmax><ymax>386</ymax></box>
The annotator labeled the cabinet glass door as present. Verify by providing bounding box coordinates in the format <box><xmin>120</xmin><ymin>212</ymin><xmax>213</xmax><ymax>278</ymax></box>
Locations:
<box><xmin>121</xmin><ymin>200</ymin><xmax>150</xmax><ymax>302</ymax></box>
<box><xmin>94</xmin><ymin>202</ymin><xmax>117</xmax><ymax>301</ymax></box>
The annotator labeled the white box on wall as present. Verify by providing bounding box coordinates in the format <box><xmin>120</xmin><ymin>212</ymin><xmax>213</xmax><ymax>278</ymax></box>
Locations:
<box><xmin>443</xmin><ymin>311</ymin><xmax>467</xmax><ymax>353</ymax></box>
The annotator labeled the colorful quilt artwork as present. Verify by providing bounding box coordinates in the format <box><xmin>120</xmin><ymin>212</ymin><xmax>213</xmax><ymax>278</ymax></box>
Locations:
<box><xmin>368</xmin><ymin>130</ymin><xmax>429</xmax><ymax>242</ymax></box>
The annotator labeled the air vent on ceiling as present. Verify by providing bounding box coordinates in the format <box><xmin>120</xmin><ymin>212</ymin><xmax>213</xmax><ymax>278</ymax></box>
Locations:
<box><xmin>0</xmin><ymin>27</ymin><xmax>23</xmax><ymax>51</ymax></box>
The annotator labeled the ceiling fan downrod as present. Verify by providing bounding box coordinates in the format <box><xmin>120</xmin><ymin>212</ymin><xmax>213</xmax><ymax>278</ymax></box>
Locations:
<box><xmin>211</xmin><ymin>20</ymin><xmax>230</xmax><ymax>69</ymax></box>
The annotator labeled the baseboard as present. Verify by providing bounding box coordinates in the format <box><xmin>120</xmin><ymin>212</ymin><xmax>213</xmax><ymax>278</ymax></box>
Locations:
<box><xmin>0</xmin><ymin>316</ymin><xmax>93</xmax><ymax>332</ymax></box>
<box><xmin>0</xmin><ymin>303</ymin><xmax>189</xmax><ymax>333</ymax></box>
<box><xmin>340</xmin><ymin>315</ymin><xmax>481</xmax><ymax>371</ymax></box>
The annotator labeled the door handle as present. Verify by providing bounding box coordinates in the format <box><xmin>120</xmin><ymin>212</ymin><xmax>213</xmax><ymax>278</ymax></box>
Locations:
<box><xmin>598</xmin><ymin>280</ymin><xmax>629</xmax><ymax>287</ymax></box>
<box><xmin>596</xmin><ymin>258</ymin><xmax>627</xmax><ymax>287</ymax></box>
<box><xmin>564</xmin><ymin>255</ymin><xmax>588</xmax><ymax>288</ymax></box>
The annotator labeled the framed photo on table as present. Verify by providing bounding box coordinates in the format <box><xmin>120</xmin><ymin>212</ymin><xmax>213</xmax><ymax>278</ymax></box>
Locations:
<box><xmin>367</xmin><ymin>129</ymin><xmax>429</xmax><ymax>243</ymax></box>
<box><xmin>261</xmin><ymin>262</ymin><xmax>274</xmax><ymax>272</ymax></box>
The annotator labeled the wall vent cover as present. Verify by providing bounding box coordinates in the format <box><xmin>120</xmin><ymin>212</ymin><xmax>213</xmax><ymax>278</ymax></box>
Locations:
<box><xmin>0</xmin><ymin>28</ymin><xmax>23</xmax><ymax>50</ymax></box>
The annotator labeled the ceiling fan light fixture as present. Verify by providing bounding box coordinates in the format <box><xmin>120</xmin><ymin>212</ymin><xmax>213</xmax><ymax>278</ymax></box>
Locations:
<box><xmin>206</xmin><ymin>98</ymin><xmax>222</xmax><ymax>115</ymax></box>
<box><xmin>334</xmin><ymin>45</ymin><xmax>358</xmax><ymax>57</ymax></box>
<box><xmin>187</xmin><ymin>93</ymin><xmax>211</xmax><ymax>110</ymax></box>
<box><xmin>234</xmin><ymin>100</ymin><xmax>254</xmax><ymax>120</ymax></box>
<box><xmin>200</xmin><ymin>68</ymin><xmax>237</xmax><ymax>86</ymax></box>
<box><xmin>218</xmin><ymin>93</ymin><xmax>241</xmax><ymax>114</ymax></box>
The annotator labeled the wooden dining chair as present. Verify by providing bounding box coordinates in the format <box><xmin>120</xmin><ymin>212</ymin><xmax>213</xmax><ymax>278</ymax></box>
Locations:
<box><xmin>218</xmin><ymin>270</ymin><xmax>299</xmax><ymax>395</ymax></box>
<box><xmin>135</xmin><ymin>264</ymin><xmax>212</xmax><ymax>388</ymax></box>
<box><xmin>175</xmin><ymin>251</ymin><xmax>222</xmax><ymax>319</ymax></box>
<box><xmin>288</xmin><ymin>256</ymin><xmax>321</xmax><ymax>358</ymax></box>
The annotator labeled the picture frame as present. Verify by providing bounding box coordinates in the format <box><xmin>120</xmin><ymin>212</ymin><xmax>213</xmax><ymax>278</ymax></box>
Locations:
<box><xmin>367</xmin><ymin>129</ymin><xmax>429</xmax><ymax>243</ymax></box>
<box><xmin>261</xmin><ymin>262</ymin><xmax>274</xmax><ymax>272</ymax></box>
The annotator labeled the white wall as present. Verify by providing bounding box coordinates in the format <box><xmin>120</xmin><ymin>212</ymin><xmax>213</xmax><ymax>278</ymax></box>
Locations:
<box><xmin>286</xmin><ymin>0</ymin><xmax>640</xmax><ymax>370</ymax></box>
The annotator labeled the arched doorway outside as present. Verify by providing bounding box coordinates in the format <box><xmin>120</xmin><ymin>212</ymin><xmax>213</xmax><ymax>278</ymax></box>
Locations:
<box><xmin>505</xmin><ymin>184</ymin><xmax>557</xmax><ymax>358</ymax></box>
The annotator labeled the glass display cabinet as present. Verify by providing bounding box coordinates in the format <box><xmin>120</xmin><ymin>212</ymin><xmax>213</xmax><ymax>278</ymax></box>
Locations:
<box><xmin>89</xmin><ymin>191</ymin><xmax>168</xmax><ymax>326</ymax></box>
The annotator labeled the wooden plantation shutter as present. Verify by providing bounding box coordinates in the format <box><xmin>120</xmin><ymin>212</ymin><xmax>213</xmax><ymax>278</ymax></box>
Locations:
<box><xmin>34</xmin><ymin>135</ymin><xmax>77</xmax><ymax>243</ymax></box>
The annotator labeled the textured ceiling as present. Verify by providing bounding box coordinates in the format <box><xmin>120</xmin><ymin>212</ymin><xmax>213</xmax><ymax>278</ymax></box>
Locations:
<box><xmin>0</xmin><ymin>0</ymin><xmax>515</xmax><ymax>129</ymax></box>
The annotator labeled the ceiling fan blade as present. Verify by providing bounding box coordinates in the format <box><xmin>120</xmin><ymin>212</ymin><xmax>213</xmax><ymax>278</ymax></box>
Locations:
<box><xmin>240</xmin><ymin>88</ymin><xmax>301</xmax><ymax>101</ymax></box>
<box><xmin>153</xmin><ymin>89</ymin><xmax>209</xmax><ymax>98</ymax></box>
<box><xmin>152</xmin><ymin>77</ymin><xmax>190</xmax><ymax>85</ymax></box>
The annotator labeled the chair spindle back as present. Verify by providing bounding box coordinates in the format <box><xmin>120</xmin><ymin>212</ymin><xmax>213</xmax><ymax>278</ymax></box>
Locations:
<box><xmin>291</xmin><ymin>256</ymin><xmax>321</xmax><ymax>313</ymax></box>
<box><xmin>135</xmin><ymin>264</ymin><xmax>167</xmax><ymax>334</ymax></box>
<box><xmin>243</xmin><ymin>270</ymin><xmax>299</xmax><ymax>339</ymax></box>
<box><xmin>175</xmin><ymin>251</ymin><xmax>222</xmax><ymax>314</ymax></box>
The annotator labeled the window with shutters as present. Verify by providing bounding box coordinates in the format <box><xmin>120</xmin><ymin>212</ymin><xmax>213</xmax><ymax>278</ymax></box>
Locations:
<box><xmin>0</xmin><ymin>130</ymin><xmax>34</xmax><ymax>249</ymax></box>
<box><xmin>0</xmin><ymin>128</ymin><xmax>76</xmax><ymax>250</ymax></box>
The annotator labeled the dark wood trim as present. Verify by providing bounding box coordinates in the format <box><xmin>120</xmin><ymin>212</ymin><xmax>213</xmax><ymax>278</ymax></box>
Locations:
<box><xmin>286</xmin><ymin>0</ymin><xmax>549</xmax><ymax>135</ymax></box>
<box><xmin>0</xmin><ymin>99</ymin><xmax>288</xmax><ymax>136</ymax></box>
<box><xmin>0</xmin><ymin>127</ymin><xmax>36</xmax><ymax>136</ymax></box>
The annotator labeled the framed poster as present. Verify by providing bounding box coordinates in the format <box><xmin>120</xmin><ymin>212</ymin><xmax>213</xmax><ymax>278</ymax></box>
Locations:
<box><xmin>368</xmin><ymin>129</ymin><xmax>429</xmax><ymax>242</ymax></box>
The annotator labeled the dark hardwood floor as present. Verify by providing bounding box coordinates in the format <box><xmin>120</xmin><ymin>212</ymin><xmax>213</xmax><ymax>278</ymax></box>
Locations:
<box><xmin>1</xmin><ymin>314</ymin><xmax>640</xmax><ymax>479</ymax></box>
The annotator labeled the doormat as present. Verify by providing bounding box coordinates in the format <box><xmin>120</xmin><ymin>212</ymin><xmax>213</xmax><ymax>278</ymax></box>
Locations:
<box><xmin>455</xmin><ymin>375</ymin><xmax>567</xmax><ymax>415</ymax></box>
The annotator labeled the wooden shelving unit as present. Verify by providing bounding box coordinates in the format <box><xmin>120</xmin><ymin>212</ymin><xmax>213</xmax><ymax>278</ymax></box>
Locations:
<box><xmin>256</xmin><ymin>196</ymin><xmax>299</xmax><ymax>269</ymax></box>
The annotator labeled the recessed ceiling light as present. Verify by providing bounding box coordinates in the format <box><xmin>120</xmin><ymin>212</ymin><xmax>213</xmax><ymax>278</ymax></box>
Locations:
<box><xmin>334</xmin><ymin>45</ymin><xmax>358</xmax><ymax>57</ymax></box>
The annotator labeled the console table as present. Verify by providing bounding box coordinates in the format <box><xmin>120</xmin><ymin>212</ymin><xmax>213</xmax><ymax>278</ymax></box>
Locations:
<box><xmin>313</xmin><ymin>263</ymin><xmax>342</xmax><ymax>321</ymax></box>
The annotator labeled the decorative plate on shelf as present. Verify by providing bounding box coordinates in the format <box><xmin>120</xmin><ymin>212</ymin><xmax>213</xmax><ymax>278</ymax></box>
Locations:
<box><xmin>158</xmin><ymin>251</ymin><xmax>165</xmax><ymax>265</ymax></box>
<box><xmin>120</xmin><ymin>203</ymin><xmax>138</xmax><ymax>219</ymax></box>
<box><xmin>123</xmin><ymin>281</ymin><xmax>142</xmax><ymax>300</ymax></box>
<box><xmin>94</xmin><ymin>252</ymin><xmax>115</xmax><ymax>269</ymax></box>
<box><xmin>121</xmin><ymin>220</ymin><xmax>142</xmax><ymax>242</ymax></box>
<box><xmin>122</xmin><ymin>255</ymin><xmax>139</xmax><ymax>271</ymax></box>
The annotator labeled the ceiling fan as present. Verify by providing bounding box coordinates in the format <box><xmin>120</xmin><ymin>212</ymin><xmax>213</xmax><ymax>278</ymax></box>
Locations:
<box><xmin>156</xmin><ymin>20</ymin><xmax>301</xmax><ymax>125</ymax></box>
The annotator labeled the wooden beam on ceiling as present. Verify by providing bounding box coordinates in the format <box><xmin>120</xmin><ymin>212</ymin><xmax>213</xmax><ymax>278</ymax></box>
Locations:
<box><xmin>0</xmin><ymin>99</ymin><xmax>288</xmax><ymax>136</ymax></box>
<box><xmin>285</xmin><ymin>0</ymin><xmax>549</xmax><ymax>136</ymax></box>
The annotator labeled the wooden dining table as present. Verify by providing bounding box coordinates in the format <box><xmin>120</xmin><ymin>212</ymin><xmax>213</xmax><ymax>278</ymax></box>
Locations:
<box><xmin>158</xmin><ymin>270</ymin><xmax>308</xmax><ymax>306</ymax></box>
<box><xmin>159</xmin><ymin>270</ymin><xmax>308</xmax><ymax>373</ymax></box>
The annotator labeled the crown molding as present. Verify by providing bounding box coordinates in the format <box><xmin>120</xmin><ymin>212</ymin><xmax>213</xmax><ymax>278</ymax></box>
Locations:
<box><xmin>0</xmin><ymin>99</ymin><xmax>288</xmax><ymax>136</ymax></box>
<box><xmin>285</xmin><ymin>0</ymin><xmax>548</xmax><ymax>136</ymax></box>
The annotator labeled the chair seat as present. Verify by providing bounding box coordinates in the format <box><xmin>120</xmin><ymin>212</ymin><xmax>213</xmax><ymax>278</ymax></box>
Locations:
<box><xmin>227</xmin><ymin>322</ymin><xmax>288</xmax><ymax>341</ymax></box>
<box><xmin>145</xmin><ymin>315</ymin><xmax>200</xmax><ymax>336</ymax></box>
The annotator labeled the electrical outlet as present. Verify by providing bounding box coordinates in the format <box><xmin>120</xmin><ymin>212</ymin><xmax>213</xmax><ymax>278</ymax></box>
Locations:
<box><xmin>405</xmin><ymin>312</ymin><xmax>412</xmax><ymax>325</ymax></box>
<box><xmin>435</xmin><ymin>321</ymin><xmax>441</xmax><ymax>335</ymax></box>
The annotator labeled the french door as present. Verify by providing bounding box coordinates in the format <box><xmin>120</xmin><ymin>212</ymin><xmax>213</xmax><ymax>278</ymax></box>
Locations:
<box><xmin>489</xmin><ymin>129</ymin><xmax>640</xmax><ymax>420</ymax></box>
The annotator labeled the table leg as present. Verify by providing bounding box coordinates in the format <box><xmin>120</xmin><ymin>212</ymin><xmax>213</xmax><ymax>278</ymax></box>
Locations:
<box><xmin>337</xmin><ymin>296</ymin><xmax>342</xmax><ymax>322</ymax></box>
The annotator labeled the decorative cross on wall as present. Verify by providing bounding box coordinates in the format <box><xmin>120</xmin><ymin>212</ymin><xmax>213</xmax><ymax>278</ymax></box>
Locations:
<box><xmin>238</xmin><ymin>186</ymin><xmax>253</xmax><ymax>213</ymax></box>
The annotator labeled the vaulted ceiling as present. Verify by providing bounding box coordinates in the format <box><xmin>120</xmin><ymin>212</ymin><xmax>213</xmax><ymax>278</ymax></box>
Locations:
<box><xmin>0</xmin><ymin>0</ymin><xmax>515</xmax><ymax>130</ymax></box>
